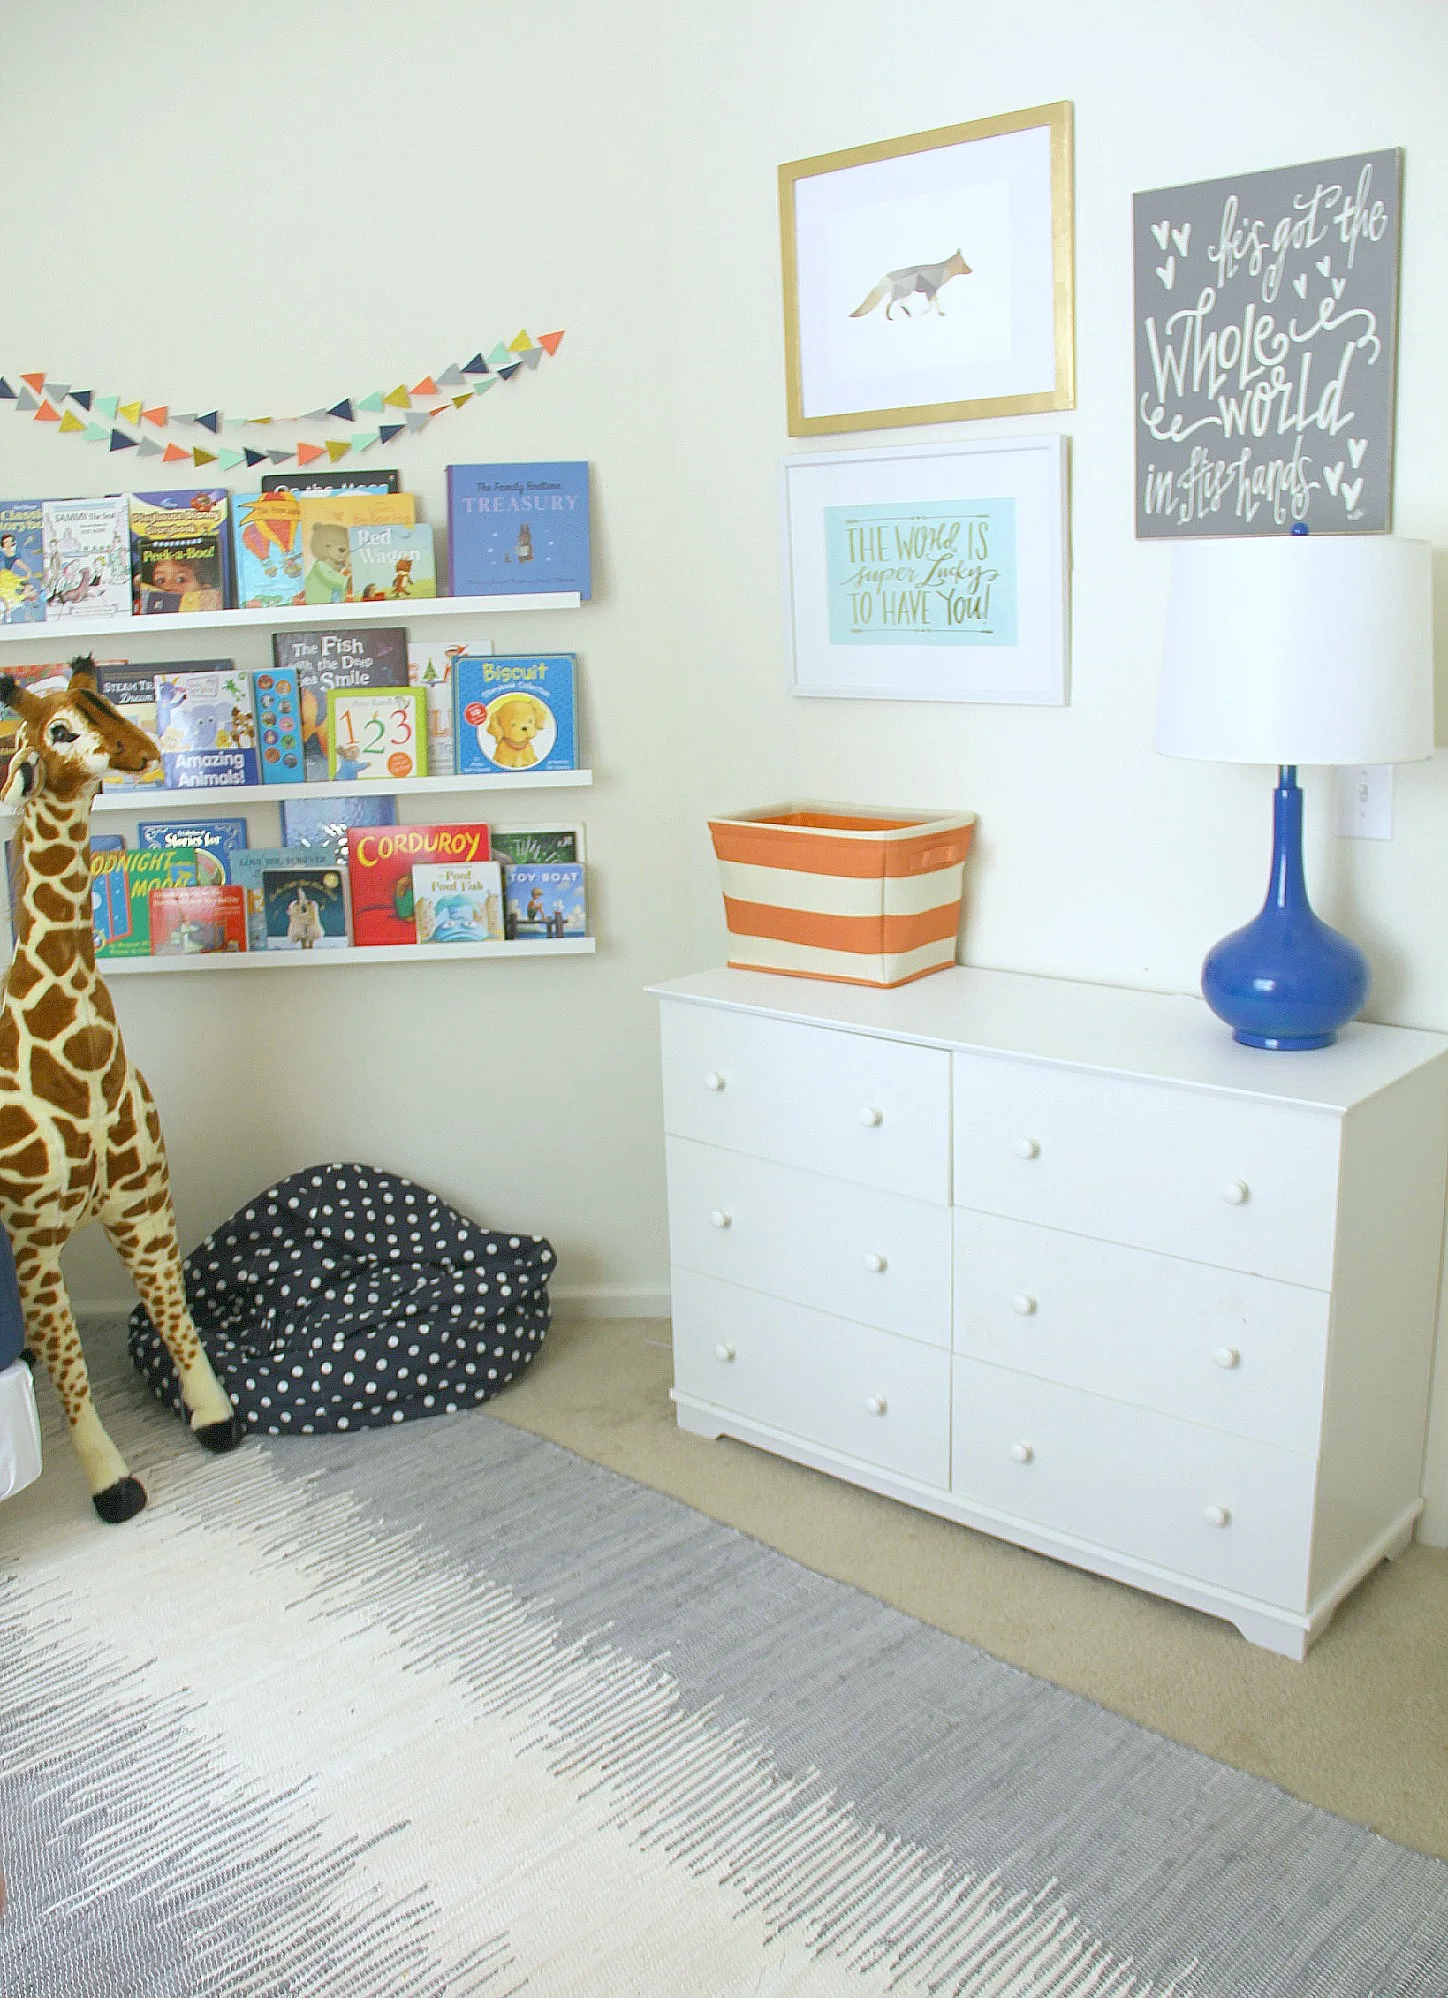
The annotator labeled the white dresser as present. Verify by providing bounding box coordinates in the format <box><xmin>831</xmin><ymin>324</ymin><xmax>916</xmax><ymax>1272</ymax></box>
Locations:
<box><xmin>650</xmin><ymin>966</ymin><xmax>1448</xmax><ymax>1657</ymax></box>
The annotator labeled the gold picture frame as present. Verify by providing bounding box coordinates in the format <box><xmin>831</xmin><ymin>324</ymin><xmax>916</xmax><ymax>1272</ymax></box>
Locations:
<box><xmin>779</xmin><ymin>102</ymin><xmax>1075</xmax><ymax>437</ymax></box>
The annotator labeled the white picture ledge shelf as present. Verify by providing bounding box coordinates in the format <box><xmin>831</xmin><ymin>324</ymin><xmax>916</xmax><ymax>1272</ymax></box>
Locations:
<box><xmin>83</xmin><ymin>769</ymin><xmax>593</xmax><ymax>815</ymax></box>
<box><xmin>0</xmin><ymin>591</ymin><xmax>584</xmax><ymax>645</ymax></box>
<box><xmin>105</xmin><ymin>938</ymin><xmax>596</xmax><ymax>974</ymax></box>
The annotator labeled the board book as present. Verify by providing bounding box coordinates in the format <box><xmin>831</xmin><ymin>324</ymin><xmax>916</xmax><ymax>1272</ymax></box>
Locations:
<box><xmin>231</xmin><ymin>491</ymin><xmax>305</xmax><ymax>610</ymax></box>
<box><xmin>446</xmin><ymin>461</ymin><xmax>591</xmax><ymax>600</ymax></box>
<box><xmin>327</xmin><ymin>685</ymin><xmax>427</xmax><ymax>781</ymax></box>
<box><xmin>149</xmin><ymin>883</ymin><xmax>248</xmax><ymax>955</ymax></box>
<box><xmin>350</xmin><ymin>522</ymin><xmax>436</xmax><ymax>602</ymax></box>
<box><xmin>91</xmin><ymin>848</ymin><xmax>199</xmax><ymax>956</ymax></box>
<box><xmin>42</xmin><ymin>496</ymin><xmax>132</xmax><ymax>622</ymax></box>
<box><xmin>230</xmin><ymin>845</ymin><xmax>315</xmax><ymax>950</ymax></box>
<box><xmin>153</xmin><ymin>663</ymin><xmax>260</xmax><ymax>787</ymax></box>
<box><xmin>0</xmin><ymin>663</ymin><xmax>71</xmax><ymax>786</ymax></box>
<box><xmin>261</xmin><ymin>862</ymin><xmax>350</xmax><ymax>950</ymax></box>
<box><xmin>280</xmin><ymin>791</ymin><xmax>397</xmax><ymax>860</ymax></box>
<box><xmin>137</xmin><ymin>815</ymin><xmax>247</xmax><ymax>884</ymax></box>
<box><xmin>406</xmin><ymin>640</ymin><xmax>462</xmax><ymax>778</ymax></box>
<box><xmin>261</xmin><ymin>469</ymin><xmax>399</xmax><ymax>494</ymax></box>
<box><xmin>297</xmin><ymin>494</ymin><xmax>416</xmax><ymax>605</ymax></box>
<box><xmin>0</xmin><ymin>501</ymin><xmax>45</xmax><ymax>625</ymax></box>
<box><xmin>272</xmin><ymin>625</ymin><xmax>409</xmax><ymax>781</ymax></box>
<box><xmin>503</xmin><ymin>862</ymin><xmax>586</xmax><ymax>940</ymax></box>
<box><xmin>453</xmin><ymin>654</ymin><xmax>577</xmax><ymax>774</ymax></box>
<box><xmin>129</xmin><ymin>489</ymin><xmax>232</xmax><ymax>614</ymax></box>
<box><xmin>345</xmin><ymin>821</ymin><xmax>490</xmax><ymax>946</ymax></box>
<box><xmin>489</xmin><ymin>824</ymin><xmax>585</xmax><ymax>867</ymax></box>
<box><xmin>413</xmin><ymin>860</ymin><xmax>505</xmax><ymax>943</ymax></box>
<box><xmin>252</xmin><ymin>666</ymin><xmax>305</xmax><ymax>784</ymax></box>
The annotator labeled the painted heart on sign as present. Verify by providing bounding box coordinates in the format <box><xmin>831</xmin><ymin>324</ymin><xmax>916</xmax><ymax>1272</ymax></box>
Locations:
<box><xmin>1150</xmin><ymin>218</ymin><xmax>1171</xmax><ymax>249</ymax></box>
<box><xmin>1332</xmin><ymin>277</ymin><xmax>1346</xmax><ymax>299</ymax></box>
<box><xmin>1342</xmin><ymin>477</ymin><xmax>1363</xmax><ymax>511</ymax></box>
<box><xmin>1292</xmin><ymin>273</ymin><xmax>1308</xmax><ymax>298</ymax></box>
<box><xmin>1156</xmin><ymin>256</ymin><xmax>1176</xmax><ymax>290</ymax></box>
<box><xmin>1348</xmin><ymin>438</ymin><xmax>1368</xmax><ymax>468</ymax></box>
<box><xmin>1316</xmin><ymin>255</ymin><xmax>1332</xmax><ymax>277</ymax></box>
<box><xmin>1323</xmin><ymin>463</ymin><xmax>1344</xmax><ymax>495</ymax></box>
<box><xmin>1171</xmin><ymin>224</ymin><xmax>1191</xmax><ymax>255</ymax></box>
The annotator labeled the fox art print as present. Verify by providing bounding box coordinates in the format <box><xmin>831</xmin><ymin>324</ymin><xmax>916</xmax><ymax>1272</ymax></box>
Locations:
<box><xmin>851</xmin><ymin>249</ymin><xmax>972</xmax><ymax>320</ymax></box>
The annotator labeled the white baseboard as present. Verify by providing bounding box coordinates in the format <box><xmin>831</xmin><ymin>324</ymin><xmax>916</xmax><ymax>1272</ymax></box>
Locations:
<box><xmin>73</xmin><ymin>1285</ymin><xmax>672</xmax><ymax>1325</ymax></box>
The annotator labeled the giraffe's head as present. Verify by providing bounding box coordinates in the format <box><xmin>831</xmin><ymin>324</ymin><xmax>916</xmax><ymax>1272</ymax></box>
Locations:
<box><xmin>0</xmin><ymin>656</ymin><xmax>159</xmax><ymax>808</ymax></box>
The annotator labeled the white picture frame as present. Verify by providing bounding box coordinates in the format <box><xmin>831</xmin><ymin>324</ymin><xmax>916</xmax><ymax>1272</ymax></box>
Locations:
<box><xmin>781</xmin><ymin>434</ymin><xmax>1069</xmax><ymax>704</ymax></box>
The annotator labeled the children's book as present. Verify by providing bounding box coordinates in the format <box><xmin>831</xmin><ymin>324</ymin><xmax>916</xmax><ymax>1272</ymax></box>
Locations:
<box><xmin>504</xmin><ymin>862</ymin><xmax>587</xmax><ymax>940</ymax></box>
<box><xmin>252</xmin><ymin>666</ymin><xmax>306</xmax><ymax>784</ymax></box>
<box><xmin>90</xmin><ymin>831</ymin><xmax>126</xmax><ymax>853</ymax></box>
<box><xmin>327</xmin><ymin>685</ymin><xmax>427</xmax><ymax>781</ymax></box>
<box><xmin>446</xmin><ymin>461</ymin><xmax>591</xmax><ymax>600</ymax></box>
<box><xmin>296</xmin><ymin>494</ymin><xmax>416</xmax><ymax>605</ymax></box>
<box><xmin>42</xmin><ymin>497</ymin><xmax>132</xmax><ymax>622</ymax></box>
<box><xmin>260</xmin><ymin>469</ymin><xmax>400</xmax><ymax>494</ymax></box>
<box><xmin>230</xmin><ymin>845</ymin><xmax>316</xmax><ymax>950</ymax></box>
<box><xmin>153</xmin><ymin>663</ymin><xmax>260</xmax><ymax>787</ymax></box>
<box><xmin>260</xmin><ymin>862</ymin><xmax>350</xmax><ymax>950</ymax></box>
<box><xmin>129</xmin><ymin>490</ymin><xmax>233</xmax><ymax>614</ymax></box>
<box><xmin>231</xmin><ymin>491</ymin><xmax>305</xmax><ymax>610</ymax></box>
<box><xmin>0</xmin><ymin>501</ymin><xmax>45</xmax><ymax>625</ymax></box>
<box><xmin>349</xmin><ymin>522</ymin><xmax>436</xmax><ymax>602</ymax></box>
<box><xmin>280</xmin><ymin>791</ymin><xmax>397</xmax><ymax>862</ymax></box>
<box><xmin>99</xmin><ymin>658</ymin><xmax>233</xmax><ymax>793</ymax></box>
<box><xmin>0</xmin><ymin>662</ymin><xmax>71</xmax><ymax>786</ymax></box>
<box><xmin>272</xmin><ymin>625</ymin><xmax>409</xmax><ymax>781</ymax></box>
<box><xmin>488</xmin><ymin>823</ymin><xmax>585</xmax><ymax>867</ymax></box>
<box><xmin>345</xmin><ymin>821</ymin><xmax>490</xmax><ymax>946</ymax></box>
<box><xmin>148</xmin><ymin>883</ymin><xmax>248</xmax><ymax>955</ymax></box>
<box><xmin>137</xmin><ymin>815</ymin><xmax>247</xmax><ymax>884</ymax></box>
<box><xmin>453</xmin><ymin>654</ymin><xmax>577</xmax><ymax>775</ymax></box>
<box><xmin>413</xmin><ymin>860</ymin><xmax>505</xmax><ymax>944</ymax></box>
<box><xmin>91</xmin><ymin>848</ymin><xmax>199</xmax><ymax>957</ymax></box>
<box><xmin>407</xmin><ymin>640</ymin><xmax>466</xmax><ymax>778</ymax></box>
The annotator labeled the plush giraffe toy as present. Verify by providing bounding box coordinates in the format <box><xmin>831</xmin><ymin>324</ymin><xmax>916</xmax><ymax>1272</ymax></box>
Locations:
<box><xmin>0</xmin><ymin>656</ymin><xmax>239</xmax><ymax>1521</ymax></box>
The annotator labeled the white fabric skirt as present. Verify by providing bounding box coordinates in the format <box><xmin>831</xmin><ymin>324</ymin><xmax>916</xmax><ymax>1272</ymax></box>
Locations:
<box><xmin>0</xmin><ymin>1359</ymin><xmax>41</xmax><ymax>1501</ymax></box>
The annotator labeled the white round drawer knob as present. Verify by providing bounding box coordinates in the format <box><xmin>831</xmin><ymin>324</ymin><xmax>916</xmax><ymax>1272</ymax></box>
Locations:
<box><xmin>714</xmin><ymin>1342</ymin><xmax>736</xmax><ymax>1363</ymax></box>
<box><xmin>864</xmin><ymin>1252</ymin><xmax>888</xmax><ymax>1274</ymax></box>
<box><xmin>704</xmin><ymin>1072</ymin><xmax>726</xmax><ymax>1092</ymax></box>
<box><xmin>860</xmin><ymin>1106</ymin><xmax>884</xmax><ymax>1128</ymax></box>
<box><xmin>709</xmin><ymin>1208</ymin><xmax>732</xmax><ymax>1230</ymax></box>
<box><xmin>1204</xmin><ymin>1504</ymin><xmax>1231</xmax><ymax>1528</ymax></box>
<box><xmin>1014</xmin><ymin>1137</ymin><xmax>1040</xmax><ymax>1160</ymax></box>
<box><xmin>865</xmin><ymin>1394</ymin><xmax>888</xmax><ymax>1416</ymax></box>
<box><xmin>1010</xmin><ymin>1293</ymin><xmax>1037</xmax><ymax>1317</ymax></box>
<box><xmin>1212</xmin><ymin>1345</ymin><xmax>1241</xmax><ymax>1370</ymax></box>
<box><xmin>1010</xmin><ymin>1442</ymin><xmax>1034</xmax><ymax>1464</ymax></box>
<box><xmin>1221</xmin><ymin>1179</ymin><xmax>1250</xmax><ymax>1206</ymax></box>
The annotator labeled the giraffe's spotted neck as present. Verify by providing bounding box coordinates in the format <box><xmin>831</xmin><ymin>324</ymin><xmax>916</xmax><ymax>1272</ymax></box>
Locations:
<box><xmin>10</xmin><ymin>783</ymin><xmax>99</xmax><ymax>972</ymax></box>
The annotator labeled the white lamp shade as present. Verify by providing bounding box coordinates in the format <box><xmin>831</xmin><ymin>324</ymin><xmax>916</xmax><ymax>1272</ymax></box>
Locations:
<box><xmin>1155</xmin><ymin>535</ymin><xmax>1435</xmax><ymax>765</ymax></box>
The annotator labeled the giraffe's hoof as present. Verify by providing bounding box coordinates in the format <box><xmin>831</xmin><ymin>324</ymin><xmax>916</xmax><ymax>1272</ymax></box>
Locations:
<box><xmin>93</xmin><ymin>1476</ymin><xmax>147</xmax><ymax>1525</ymax></box>
<box><xmin>193</xmin><ymin>1415</ymin><xmax>242</xmax><ymax>1455</ymax></box>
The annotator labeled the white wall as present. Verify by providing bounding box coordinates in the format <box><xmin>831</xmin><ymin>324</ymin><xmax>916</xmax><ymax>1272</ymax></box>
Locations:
<box><xmin>5</xmin><ymin>0</ymin><xmax>1448</xmax><ymax>1529</ymax></box>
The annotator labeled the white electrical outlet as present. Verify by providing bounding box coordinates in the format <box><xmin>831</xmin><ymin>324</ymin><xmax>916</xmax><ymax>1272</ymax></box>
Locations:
<box><xmin>1335</xmin><ymin>764</ymin><xmax>1394</xmax><ymax>840</ymax></box>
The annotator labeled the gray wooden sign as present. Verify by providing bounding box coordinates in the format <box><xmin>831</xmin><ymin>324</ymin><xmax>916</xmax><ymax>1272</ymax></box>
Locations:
<box><xmin>1133</xmin><ymin>150</ymin><xmax>1401</xmax><ymax>537</ymax></box>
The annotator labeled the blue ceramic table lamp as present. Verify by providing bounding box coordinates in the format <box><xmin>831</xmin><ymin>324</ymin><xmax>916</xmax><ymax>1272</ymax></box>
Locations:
<box><xmin>1156</xmin><ymin>533</ymin><xmax>1434</xmax><ymax>1050</ymax></box>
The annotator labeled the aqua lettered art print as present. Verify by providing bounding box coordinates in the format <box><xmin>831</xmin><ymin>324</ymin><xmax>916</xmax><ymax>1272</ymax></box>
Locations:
<box><xmin>824</xmin><ymin>499</ymin><xmax>1017</xmax><ymax>646</ymax></box>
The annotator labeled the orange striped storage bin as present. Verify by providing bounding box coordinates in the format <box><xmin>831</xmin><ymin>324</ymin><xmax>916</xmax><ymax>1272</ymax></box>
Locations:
<box><xmin>709</xmin><ymin>803</ymin><xmax>977</xmax><ymax>989</ymax></box>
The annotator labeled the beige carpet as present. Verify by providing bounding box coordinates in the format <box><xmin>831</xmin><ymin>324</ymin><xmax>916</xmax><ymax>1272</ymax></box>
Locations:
<box><xmin>492</xmin><ymin>1314</ymin><xmax>1448</xmax><ymax>1863</ymax></box>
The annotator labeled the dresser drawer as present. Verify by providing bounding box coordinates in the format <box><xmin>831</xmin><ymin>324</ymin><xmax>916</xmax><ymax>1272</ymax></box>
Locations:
<box><xmin>668</xmin><ymin>1137</ymin><xmax>950</xmax><ymax>1347</ymax></box>
<box><xmin>952</xmin><ymin>1053</ymin><xmax>1339</xmax><ymax>1286</ymax></box>
<box><xmin>671</xmin><ymin>1269</ymin><xmax>951</xmax><ymax>1487</ymax></box>
<box><xmin>951</xmin><ymin>1359</ymin><xmax>1316</xmax><ymax>1608</ymax></box>
<box><xmin>954</xmin><ymin>1210</ymin><xmax>1330</xmax><ymax>1453</ymax></box>
<box><xmin>661</xmin><ymin>1001</ymin><xmax>950</xmax><ymax>1201</ymax></box>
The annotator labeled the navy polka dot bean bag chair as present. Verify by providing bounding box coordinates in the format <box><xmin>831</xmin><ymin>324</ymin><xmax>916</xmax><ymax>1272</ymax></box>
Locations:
<box><xmin>128</xmin><ymin>1163</ymin><xmax>553</xmax><ymax>1435</ymax></box>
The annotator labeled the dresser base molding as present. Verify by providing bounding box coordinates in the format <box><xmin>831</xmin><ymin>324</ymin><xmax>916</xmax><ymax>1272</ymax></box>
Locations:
<box><xmin>672</xmin><ymin>1391</ymin><xmax>1421</xmax><ymax>1659</ymax></box>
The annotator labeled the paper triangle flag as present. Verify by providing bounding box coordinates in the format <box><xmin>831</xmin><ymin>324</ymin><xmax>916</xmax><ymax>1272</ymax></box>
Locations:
<box><xmin>495</xmin><ymin>362</ymin><xmax>521</xmax><ymax>382</ymax></box>
<box><xmin>537</xmin><ymin>330</ymin><xmax>565</xmax><ymax>356</ymax></box>
<box><xmin>46</xmin><ymin>384</ymin><xmax>71</xmax><ymax>404</ymax></box>
<box><xmin>20</xmin><ymin>373</ymin><xmax>45</xmax><ymax>394</ymax></box>
<box><xmin>411</xmin><ymin>375</ymin><xmax>438</xmax><ymax>397</ymax></box>
<box><xmin>172</xmin><ymin>411</ymin><xmax>197</xmax><ymax>425</ymax></box>
<box><xmin>462</xmin><ymin>353</ymin><xmax>489</xmax><ymax>375</ymax></box>
<box><xmin>142</xmin><ymin>405</ymin><xmax>168</xmax><ymax>427</ymax></box>
<box><xmin>471</xmin><ymin>376</ymin><xmax>497</xmax><ymax>395</ymax></box>
<box><xmin>70</xmin><ymin>389</ymin><xmax>93</xmax><ymax>410</ymax></box>
<box><xmin>382</xmin><ymin>384</ymin><xmax>411</xmax><ymax>410</ymax></box>
<box><xmin>326</xmin><ymin>440</ymin><xmax>352</xmax><ymax>463</ymax></box>
<box><xmin>249</xmin><ymin>416</ymin><xmax>273</xmax><ymax>426</ymax></box>
<box><xmin>266</xmin><ymin>450</ymin><xmax>294</xmax><ymax>464</ymax></box>
<box><xmin>351</xmin><ymin>430</ymin><xmax>379</xmax><ymax>453</ymax></box>
<box><xmin>34</xmin><ymin>401</ymin><xmax>60</xmax><ymax>422</ymax></box>
<box><xmin>118</xmin><ymin>400</ymin><xmax>142</xmax><ymax>426</ymax></box>
<box><xmin>15</xmin><ymin>389</ymin><xmax>38</xmax><ymax>413</ymax></box>
<box><xmin>84</xmin><ymin>424</ymin><xmax>110</xmax><ymax>443</ymax></box>
<box><xmin>328</xmin><ymin>398</ymin><xmax>354</xmax><ymax>422</ymax></box>
<box><xmin>520</xmin><ymin>348</ymin><xmax>543</xmax><ymax>370</ymax></box>
<box><xmin>402</xmin><ymin>409</ymin><xmax>431</xmax><ymax>432</ymax></box>
<box><xmin>59</xmin><ymin>409</ymin><xmax>86</xmax><ymax>434</ymax></box>
<box><xmin>196</xmin><ymin>411</ymin><xmax>221</xmax><ymax>434</ymax></box>
<box><xmin>163</xmin><ymin>442</ymin><xmax>191</xmax><ymax>462</ymax></box>
<box><xmin>217</xmin><ymin>448</ymin><xmax>245</xmax><ymax>471</ymax></box>
<box><xmin>137</xmin><ymin>438</ymin><xmax>164</xmax><ymax>458</ymax></box>
<box><xmin>297</xmin><ymin>442</ymin><xmax>326</xmax><ymax>465</ymax></box>
<box><xmin>487</xmin><ymin>344</ymin><xmax>511</xmax><ymax>369</ymax></box>
<box><xmin>508</xmin><ymin>330</ymin><xmax>533</xmax><ymax>354</ymax></box>
<box><xmin>356</xmin><ymin>391</ymin><xmax>384</xmax><ymax>414</ymax></box>
<box><xmin>109</xmin><ymin>429</ymin><xmax>138</xmax><ymax>451</ymax></box>
<box><xmin>192</xmin><ymin>447</ymin><xmax>218</xmax><ymax>467</ymax></box>
<box><xmin>95</xmin><ymin>396</ymin><xmax>119</xmax><ymax>421</ymax></box>
<box><xmin>0</xmin><ymin>380</ymin><xmax>14</xmax><ymax>398</ymax></box>
<box><xmin>436</xmin><ymin>365</ymin><xmax>466</xmax><ymax>387</ymax></box>
<box><xmin>379</xmin><ymin>424</ymin><xmax>405</xmax><ymax>446</ymax></box>
<box><xmin>244</xmin><ymin>448</ymin><xmax>268</xmax><ymax>467</ymax></box>
<box><xmin>451</xmin><ymin>393</ymin><xmax>473</xmax><ymax>409</ymax></box>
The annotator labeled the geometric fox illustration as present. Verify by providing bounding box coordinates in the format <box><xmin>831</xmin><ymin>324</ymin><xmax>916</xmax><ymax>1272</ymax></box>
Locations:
<box><xmin>851</xmin><ymin>249</ymin><xmax>972</xmax><ymax>319</ymax></box>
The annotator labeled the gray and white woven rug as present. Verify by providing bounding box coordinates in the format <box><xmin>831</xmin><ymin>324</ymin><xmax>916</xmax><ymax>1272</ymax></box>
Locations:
<box><xmin>2</xmin><ymin>1343</ymin><xmax>1446</xmax><ymax>1998</ymax></box>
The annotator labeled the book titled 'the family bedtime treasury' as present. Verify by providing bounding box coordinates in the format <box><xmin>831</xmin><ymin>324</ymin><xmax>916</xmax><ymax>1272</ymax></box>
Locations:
<box><xmin>445</xmin><ymin>462</ymin><xmax>591</xmax><ymax>600</ymax></box>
